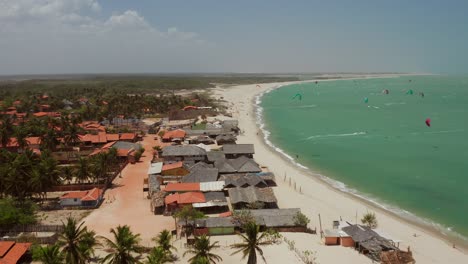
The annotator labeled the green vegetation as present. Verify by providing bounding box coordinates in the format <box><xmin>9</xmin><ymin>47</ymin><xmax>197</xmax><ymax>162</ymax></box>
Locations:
<box><xmin>0</xmin><ymin>198</ymin><xmax>37</xmax><ymax>226</ymax></box>
<box><xmin>183</xmin><ymin>235</ymin><xmax>222</xmax><ymax>264</ymax></box>
<box><xmin>293</xmin><ymin>212</ymin><xmax>310</xmax><ymax>227</ymax></box>
<box><xmin>0</xmin><ymin>149</ymin><xmax>61</xmax><ymax>201</ymax></box>
<box><xmin>147</xmin><ymin>229</ymin><xmax>177</xmax><ymax>264</ymax></box>
<box><xmin>32</xmin><ymin>244</ymin><xmax>65</xmax><ymax>264</ymax></box>
<box><xmin>231</xmin><ymin>222</ymin><xmax>270</xmax><ymax>264</ymax></box>
<box><xmin>100</xmin><ymin>225</ymin><xmax>144</xmax><ymax>264</ymax></box>
<box><xmin>174</xmin><ymin>206</ymin><xmax>205</xmax><ymax>238</ymax></box>
<box><xmin>361</xmin><ymin>212</ymin><xmax>378</xmax><ymax>229</ymax></box>
<box><xmin>58</xmin><ymin>217</ymin><xmax>98</xmax><ymax>264</ymax></box>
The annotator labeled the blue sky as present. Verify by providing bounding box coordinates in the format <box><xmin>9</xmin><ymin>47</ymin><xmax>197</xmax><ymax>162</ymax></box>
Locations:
<box><xmin>0</xmin><ymin>0</ymin><xmax>467</xmax><ymax>74</ymax></box>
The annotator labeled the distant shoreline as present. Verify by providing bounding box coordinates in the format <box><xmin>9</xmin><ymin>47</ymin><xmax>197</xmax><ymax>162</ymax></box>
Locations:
<box><xmin>214</xmin><ymin>74</ymin><xmax>468</xmax><ymax>263</ymax></box>
<box><xmin>252</xmin><ymin>76</ymin><xmax>468</xmax><ymax>252</ymax></box>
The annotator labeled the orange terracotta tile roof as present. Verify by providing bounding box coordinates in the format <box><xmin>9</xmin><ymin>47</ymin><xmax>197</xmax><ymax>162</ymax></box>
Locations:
<box><xmin>117</xmin><ymin>149</ymin><xmax>133</xmax><ymax>157</ymax></box>
<box><xmin>0</xmin><ymin>242</ymin><xmax>31</xmax><ymax>264</ymax></box>
<box><xmin>61</xmin><ymin>191</ymin><xmax>88</xmax><ymax>199</ymax></box>
<box><xmin>26</xmin><ymin>137</ymin><xmax>41</xmax><ymax>145</ymax></box>
<box><xmin>0</xmin><ymin>242</ymin><xmax>15</xmax><ymax>258</ymax></box>
<box><xmin>165</xmin><ymin>192</ymin><xmax>205</xmax><ymax>205</ymax></box>
<box><xmin>219</xmin><ymin>211</ymin><xmax>232</xmax><ymax>217</ymax></box>
<box><xmin>102</xmin><ymin>141</ymin><xmax>116</xmax><ymax>149</ymax></box>
<box><xmin>183</xmin><ymin>106</ymin><xmax>198</xmax><ymax>111</ymax></box>
<box><xmin>106</xmin><ymin>134</ymin><xmax>119</xmax><ymax>141</ymax></box>
<box><xmin>81</xmin><ymin>188</ymin><xmax>102</xmax><ymax>201</ymax></box>
<box><xmin>120</xmin><ymin>133</ymin><xmax>136</xmax><ymax>140</ymax></box>
<box><xmin>164</xmin><ymin>182</ymin><xmax>200</xmax><ymax>192</ymax></box>
<box><xmin>162</xmin><ymin>129</ymin><xmax>186</xmax><ymax>140</ymax></box>
<box><xmin>33</xmin><ymin>112</ymin><xmax>61</xmax><ymax>118</ymax></box>
<box><xmin>60</xmin><ymin>188</ymin><xmax>102</xmax><ymax>201</ymax></box>
<box><xmin>162</xmin><ymin>161</ymin><xmax>184</xmax><ymax>171</ymax></box>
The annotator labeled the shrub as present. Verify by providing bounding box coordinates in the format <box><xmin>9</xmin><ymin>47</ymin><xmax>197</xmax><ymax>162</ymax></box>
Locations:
<box><xmin>293</xmin><ymin>212</ymin><xmax>310</xmax><ymax>227</ymax></box>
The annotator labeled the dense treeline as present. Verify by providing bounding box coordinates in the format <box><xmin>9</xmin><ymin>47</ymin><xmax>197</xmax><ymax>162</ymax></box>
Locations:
<box><xmin>0</xmin><ymin>75</ymin><xmax>297</xmax><ymax>120</ymax></box>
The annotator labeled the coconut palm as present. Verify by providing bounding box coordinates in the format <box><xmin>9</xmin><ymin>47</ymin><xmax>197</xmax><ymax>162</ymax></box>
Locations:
<box><xmin>361</xmin><ymin>212</ymin><xmax>378</xmax><ymax>229</ymax></box>
<box><xmin>64</xmin><ymin>123</ymin><xmax>82</xmax><ymax>147</ymax></box>
<box><xmin>231</xmin><ymin>222</ymin><xmax>269</xmax><ymax>264</ymax></box>
<box><xmin>58</xmin><ymin>217</ymin><xmax>94</xmax><ymax>264</ymax></box>
<box><xmin>76</xmin><ymin>157</ymin><xmax>90</xmax><ymax>184</ymax></box>
<box><xmin>32</xmin><ymin>244</ymin><xmax>64</xmax><ymax>264</ymax></box>
<box><xmin>100</xmin><ymin>225</ymin><xmax>144</xmax><ymax>264</ymax></box>
<box><xmin>79</xmin><ymin>229</ymin><xmax>100</xmax><ymax>262</ymax></box>
<box><xmin>183</xmin><ymin>235</ymin><xmax>222</xmax><ymax>264</ymax></box>
<box><xmin>0</xmin><ymin>116</ymin><xmax>14</xmax><ymax>148</ymax></box>
<box><xmin>153</xmin><ymin>229</ymin><xmax>176</xmax><ymax>256</ymax></box>
<box><xmin>146</xmin><ymin>247</ymin><xmax>171</xmax><ymax>264</ymax></box>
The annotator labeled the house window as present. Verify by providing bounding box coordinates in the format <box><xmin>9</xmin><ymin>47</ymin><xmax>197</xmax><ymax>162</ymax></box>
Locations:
<box><xmin>74</xmin><ymin>198</ymin><xmax>78</xmax><ymax>202</ymax></box>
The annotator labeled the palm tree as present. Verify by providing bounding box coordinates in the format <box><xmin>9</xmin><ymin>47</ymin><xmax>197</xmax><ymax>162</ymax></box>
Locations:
<box><xmin>0</xmin><ymin>116</ymin><xmax>14</xmax><ymax>148</ymax></box>
<box><xmin>231</xmin><ymin>222</ymin><xmax>269</xmax><ymax>264</ymax></box>
<box><xmin>146</xmin><ymin>247</ymin><xmax>171</xmax><ymax>264</ymax></box>
<box><xmin>76</xmin><ymin>157</ymin><xmax>90</xmax><ymax>184</ymax></box>
<box><xmin>152</xmin><ymin>229</ymin><xmax>176</xmax><ymax>256</ymax></box>
<box><xmin>64</xmin><ymin>123</ymin><xmax>82</xmax><ymax>147</ymax></box>
<box><xmin>32</xmin><ymin>244</ymin><xmax>64</xmax><ymax>264</ymax></box>
<box><xmin>100</xmin><ymin>225</ymin><xmax>144</xmax><ymax>264</ymax></box>
<box><xmin>79</xmin><ymin>229</ymin><xmax>100</xmax><ymax>262</ymax></box>
<box><xmin>183</xmin><ymin>235</ymin><xmax>222</xmax><ymax>264</ymax></box>
<box><xmin>60</xmin><ymin>165</ymin><xmax>75</xmax><ymax>184</ymax></box>
<box><xmin>361</xmin><ymin>212</ymin><xmax>378</xmax><ymax>229</ymax></box>
<box><xmin>57</xmin><ymin>217</ymin><xmax>94</xmax><ymax>264</ymax></box>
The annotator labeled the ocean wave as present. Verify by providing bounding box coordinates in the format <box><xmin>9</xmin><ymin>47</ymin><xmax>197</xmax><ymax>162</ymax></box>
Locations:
<box><xmin>304</xmin><ymin>132</ymin><xmax>367</xmax><ymax>140</ymax></box>
<box><xmin>254</xmin><ymin>83</ymin><xmax>468</xmax><ymax>245</ymax></box>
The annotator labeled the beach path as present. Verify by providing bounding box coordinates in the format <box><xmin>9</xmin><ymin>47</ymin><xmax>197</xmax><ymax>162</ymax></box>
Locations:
<box><xmin>83</xmin><ymin>135</ymin><xmax>173</xmax><ymax>246</ymax></box>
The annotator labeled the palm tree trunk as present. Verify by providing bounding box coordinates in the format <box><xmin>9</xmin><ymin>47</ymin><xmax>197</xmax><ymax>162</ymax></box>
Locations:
<box><xmin>248</xmin><ymin>248</ymin><xmax>257</xmax><ymax>264</ymax></box>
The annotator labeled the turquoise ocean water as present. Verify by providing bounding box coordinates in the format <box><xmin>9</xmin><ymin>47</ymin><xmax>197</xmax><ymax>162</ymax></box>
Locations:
<box><xmin>260</xmin><ymin>75</ymin><xmax>468</xmax><ymax>240</ymax></box>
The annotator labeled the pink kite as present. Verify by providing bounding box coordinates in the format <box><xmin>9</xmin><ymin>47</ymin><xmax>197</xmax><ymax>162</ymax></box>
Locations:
<box><xmin>425</xmin><ymin>118</ymin><xmax>431</xmax><ymax>127</ymax></box>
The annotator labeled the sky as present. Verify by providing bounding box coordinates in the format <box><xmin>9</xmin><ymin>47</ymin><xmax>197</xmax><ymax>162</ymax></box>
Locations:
<box><xmin>0</xmin><ymin>0</ymin><xmax>467</xmax><ymax>75</ymax></box>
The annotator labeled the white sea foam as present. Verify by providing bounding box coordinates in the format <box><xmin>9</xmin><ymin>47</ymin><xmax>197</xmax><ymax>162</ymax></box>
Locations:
<box><xmin>254</xmin><ymin>83</ymin><xmax>468</xmax><ymax>244</ymax></box>
<box><xmin>304</xmin><ymin>132</ymin><xmax>366</xmax><ymax>140</ymax></box>
<box><xmin>385</xmin><ymin>102</ymin><xmax>406</xmax><ymax>106</ymax></box>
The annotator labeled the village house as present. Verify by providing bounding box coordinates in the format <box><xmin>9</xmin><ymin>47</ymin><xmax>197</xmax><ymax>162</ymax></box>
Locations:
<box><xmin>181</xmin><ymin>168</ymin><xmax>219</xmax><ymax>183</ymax></box>
<box><xmin>59</xmin><ymin>188</ymin><xmax>103</xmax><ymax>208</ymax></box>
<box><xmin>222</xmin><ymin>144</ymin><xmax>255</xmax><ymax>159</ymax></box>
<box><xmin>214</xmin><ymin>156</ymin><xmax>262</xmax><ymax>174</ymax></box>
<box><xmin>0</xmin><ymin>241</ymin><xmax>31</xmax><ymax>264</ymax></box>
<box><xmin>161</xmin><ymin>162</ymin><xmax>190</xmax><ymax>176</ymax></box>
<box><xmin>161</xmin><ymin>145</ymin><xmax>207</xmax><ymax>163</ymax></box>
<box><xmin>228</xmin><ymin>186</ymin><xmax>278</xmax><ymax>209</ymax></box>
<box><xmin>221</xmin><ymin>173</ymin><xmax>271</xmax><ymax>188</ymax></box>
<box><xmin>162</xmin><ymin>129</ymin><xmax>186</xmax><ymax>143</ymax></box>
<box><xmin>215</xmin><ymin>134</ymin><xmax>237</xmax><ymax>145</ymax></box>
<box><xmin>192</xmin><ymin>191</ymin><xmax>229</xmax><ymax>213</ymax></box>
<box><xmin>164</xmin><ymin>192</ymin><xmax>205</xmax><ymax>213</ymax></box>
<box><xmin>341</xmin><ymin>225</ymin><xmax>399</xmax><ymax>260</ymax></box>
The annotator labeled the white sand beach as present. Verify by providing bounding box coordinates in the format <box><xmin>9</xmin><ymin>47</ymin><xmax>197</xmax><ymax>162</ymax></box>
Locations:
<box><xmin>210</xmin><ymin>79</ymin><xmax>468</xmax><ymax>263</ymax></box>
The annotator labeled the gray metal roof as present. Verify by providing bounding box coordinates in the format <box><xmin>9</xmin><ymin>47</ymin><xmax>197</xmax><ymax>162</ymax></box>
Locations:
<box><xmin>113</xmin><ymin>141</ymin><xmax>142</xmax><ymax>150</ymax></box>
<box><xmin>162</xmin><ymin>145</ymin><xmax>207</xmax><ymax>157</ymax></box>
<box><xmin>181</xmin><ymin>168</ymin><xmax>219</xmax><ymax>183</ymax></box>
<box><xmin>341</xmin><ymin>225</ymin><xmax>380</xmax><ymax>242</ymax></box>
<box><xmin>223</xmin><ymin>144</ymin><xmax>255</xmax><ymax>155</ymax></box>
<box><xmin>228</xmin><ymin>186</ymin><xmax>277</xmax><ymax>204</ymax></box>
<box><xmin>204</xmin><ymin>191</ymin><xmax>227</xmax><ymax>202</ymax></box>
<box><xmin>207</xmin><ymin>151</ymin><xmax>225</xmax><ymax>162</ymax></box>
<box><xmin>220</xmin><ymin>173</ymin><xmax>268</xmax><ymax>188</ymax></box>
<box><xmin>148</xmin><ymin>162</ymin><xmax>163</xmax><ymax>175</ymax></box>
<box><xmin>245</xmin><ymin>208</ymin><xmax>301</xmax><ymax>227</ymax></box>
<box><xmin>214</xmin><ymin>157</ymin><xmax>261</xmax><ymax>174</ymax></box>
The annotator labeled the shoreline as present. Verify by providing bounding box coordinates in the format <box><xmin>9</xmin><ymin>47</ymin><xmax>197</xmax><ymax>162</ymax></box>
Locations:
<box><xmin>253</xmin><ymin>79</ymin><xmax>468</xmax><ymax>250</ymax></box>
<box><xmin>214</xmin><ymin>76</ymin><xmax>468</xmax><ymax>263</ymax></box>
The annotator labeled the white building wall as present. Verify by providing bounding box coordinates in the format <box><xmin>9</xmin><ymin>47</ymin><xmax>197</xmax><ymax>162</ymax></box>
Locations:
<box><xmin>60</xmin><ymin>198</ymin><xmax>82</xmax><ymax>206</ymax></box>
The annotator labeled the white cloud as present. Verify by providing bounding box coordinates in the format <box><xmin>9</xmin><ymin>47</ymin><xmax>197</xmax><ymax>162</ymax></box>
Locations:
<box><xmin>104</xmin><ymin>10</ymin><xmax>150</xmax><ymax>31</ymax></box>
<box><xmin>0</xmin><ymin>0</ymin><xmax>211</xmax><ymax>74</ymax></box>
